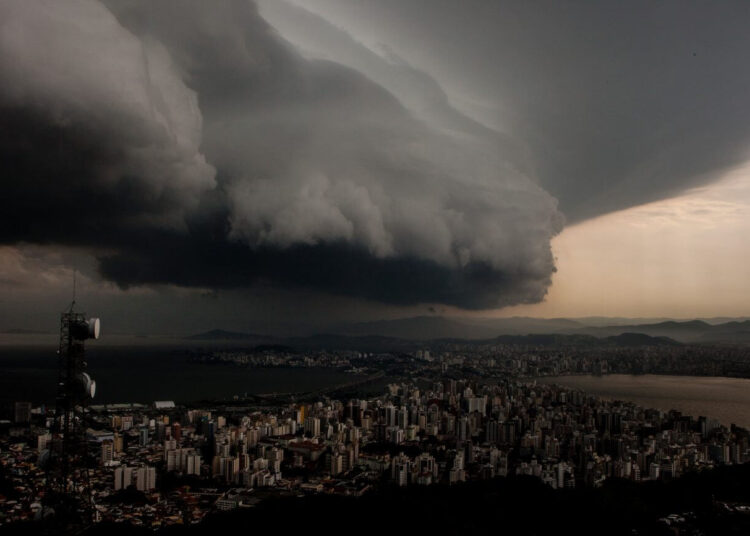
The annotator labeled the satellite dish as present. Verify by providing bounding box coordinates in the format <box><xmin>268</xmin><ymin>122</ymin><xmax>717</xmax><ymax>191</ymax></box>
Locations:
<box><xmin>87</xmin><ymin>318</ymin><xmax>100</xmax><ymax>340</ymax></box>
<box><xmin>75</xmin><ymin>372</ymin><xmax>96</xmax><ymax>400</ymax></box>
<box><xmin>70</xmin><ymin>317</ymin><xmax>100</xmax><ymax>340</ymax></box>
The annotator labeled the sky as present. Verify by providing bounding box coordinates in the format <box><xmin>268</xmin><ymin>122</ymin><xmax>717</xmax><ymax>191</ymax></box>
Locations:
<box><xmin>500</xmin><ymin>163</ymin><xmax>750</xmax><ymax>319</ymax></box>
<box><xmin>1</xmin><ymin>0</ymin><xmax>749</xmax><ymax>335</ymax></box>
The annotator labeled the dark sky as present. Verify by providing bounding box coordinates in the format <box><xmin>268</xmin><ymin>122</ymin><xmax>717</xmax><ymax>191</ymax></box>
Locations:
<box><xmin>1</xmin><ymin>0</ymin><xmax>749</xmax><ymax>334</ymax></box>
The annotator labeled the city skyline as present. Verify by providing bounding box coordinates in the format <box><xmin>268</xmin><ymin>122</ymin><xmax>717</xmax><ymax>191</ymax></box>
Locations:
<box><xmin>5</xmin><ymin>4</ymin><xmax>750</xmax><ymax>532</ymax></box>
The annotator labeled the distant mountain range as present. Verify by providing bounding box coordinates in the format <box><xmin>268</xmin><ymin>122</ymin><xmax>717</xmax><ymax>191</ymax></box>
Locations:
<box><xmin>333</xmin><ymin>316</ymin><xmax>750</xmax><ymax>344</ymax></box>
<box><xmin>186</xmin><ymin>316</ymin><xmax>750</xmax><ymax>347</ymax></box>
<box><xmin>185</xmin><ymin>327</ymin><xmax>682</xmax><ymax>352</ymax></box>
<box><xmin>184</xmin><ymin>329</ymin><xmax>412</xmax><ymax>351</ymax></box>
<box><xmin>185</xmin><ymin>329</ymin><xmax>268</xmax><ymax>341</ymax></box>
<box><xmin>572</xmin><ymin>320</ymin><xmax>750</xmax><ymax>343</ymax></box>
<box><xmin>334</xmin><ymin>316</ymin><xmax>585</xmax><ymax>340</ymax></box>
<box><xmin>7</xmin><ymin>316</ymin><xmax>748</xmax><ymax>347</ymax></box>
<box><xmin>0</xmin><ymin>328</ymin><xmax>50</xmax><ymax>335</ymax></box>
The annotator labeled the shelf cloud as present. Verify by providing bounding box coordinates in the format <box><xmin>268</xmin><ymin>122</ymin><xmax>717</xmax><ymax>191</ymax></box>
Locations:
<box><xmin>0</xmin><ymin>0</ymin><xmax>563</xmax><ymax>309</ymax></box>
<box><xmin>0</xmin><ymin>0</ymin><xmax>216</xmax><ymax>240</ymax></box>
<box><xmin>272</xmin><ymin>0</ymin><xmax>750</xmax><ymax>222</ymax></box>
<box><xmin>5</xmin><ymin>0</ymin><xmax>749</xmax><ymax>314</ymax></box>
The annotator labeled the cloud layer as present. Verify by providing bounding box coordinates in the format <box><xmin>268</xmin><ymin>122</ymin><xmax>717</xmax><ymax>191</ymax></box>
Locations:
<box><xmin>0</xmin><ymin>0</ymin><xmax>563</xmax><ymax>309</ymax></box>
<box><xmin>0</xmin><ymin>0</ymin><xmax>216</xmax><ymax>243</ymax></box>
<box><xmin>284</xmin><ymin>0</ymin><xmax>750</xmax><ymax>222</ymax></box>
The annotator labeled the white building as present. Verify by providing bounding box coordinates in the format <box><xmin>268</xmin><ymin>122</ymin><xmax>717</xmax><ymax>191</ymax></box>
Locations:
<box><xmin>114</xmin><ymin>466</ymin><xmax>135</xmax><ymax>491</ymax></box>
<box><xmin>136</xmin><ymin>466</ymin><xmax>156</xmax><ymax>491</ymax></box>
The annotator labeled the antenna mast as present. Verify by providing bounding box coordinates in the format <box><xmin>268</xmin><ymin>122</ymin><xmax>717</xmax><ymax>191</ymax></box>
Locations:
<box><xmin>70</xmin><ymin>268</ymin><xmax>76</xmax><ymax>312</ymax></box>
<box><xmin>44</xmin><ymin>283</ymin><xmax>101</xmax><ymax>528</ymax></box>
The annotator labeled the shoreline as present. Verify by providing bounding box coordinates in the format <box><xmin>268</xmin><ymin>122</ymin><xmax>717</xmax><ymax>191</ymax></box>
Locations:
<box><xmin>531</xmin><ymin>373</ymin><xmax>750</xmax><ymax>429</ymax></box>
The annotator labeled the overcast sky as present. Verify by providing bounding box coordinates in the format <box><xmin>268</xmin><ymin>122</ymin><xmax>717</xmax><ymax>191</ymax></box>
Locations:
<box><xmin>1</xmin><ymin>0</ymin><xmax>750</xmax><ymax>334</ymax></box>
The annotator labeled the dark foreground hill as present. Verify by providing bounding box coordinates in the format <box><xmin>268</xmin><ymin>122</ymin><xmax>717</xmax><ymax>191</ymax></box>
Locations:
<box><xmin>8</xmin><ymin>463</ymin><xmax>749</xmax><ymax>536</ymax></box>
<box><xmin>177</xmin><ymin>465</ymin><xmax>750</xmax><ymax>536</ymax></box>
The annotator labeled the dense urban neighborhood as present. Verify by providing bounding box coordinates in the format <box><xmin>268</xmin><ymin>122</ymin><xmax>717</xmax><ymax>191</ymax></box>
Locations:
<box><xmin>3</xmin><ymin>343</ymin><xmax>750</xmax><ymax>532</ymax></box>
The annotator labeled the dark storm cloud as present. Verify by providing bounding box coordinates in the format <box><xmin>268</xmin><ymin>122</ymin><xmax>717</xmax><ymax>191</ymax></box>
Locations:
<box><xmin>0</xmin><ymin>0</ymin><xmax>216</xmax><ymax>243</ymax></box>
<box><xmin>290</xmin><ymin>0</ymin><xmax>750</xmax><ymax>222</ymax></box>
<box><xmin>97</xmin><ymin>235</ymin><xmax>550</xmax><ymax>310</ymax></box>
<box><xmin>256</xmin><ymin>0</ymin><xmax>533</xmax><ymax>172</ymax></box>
<box><xmin>0</xmin><ymin>0</ymin><xmax>562</xmax><ymax>309</ymax></box>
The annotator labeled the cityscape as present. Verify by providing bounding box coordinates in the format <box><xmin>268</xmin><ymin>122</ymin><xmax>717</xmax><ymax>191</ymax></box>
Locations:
<box><xmin>3</xmin><ymin>1</ymin><xmax>750</xmax><ymax>535</ymax></box>
<box><xmin>3</xmin><ymin>328</ymin><xmax>750</xmax><ymax>534</ymax></box>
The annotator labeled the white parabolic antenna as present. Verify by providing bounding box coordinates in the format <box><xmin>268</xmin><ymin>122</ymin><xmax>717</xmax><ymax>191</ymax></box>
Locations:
<box><xmin>87</xmin><ymin>318</ymin><xmax>100</xmax><ymax>340</ymax></box>
<box><xmin>78</xmin><ymin>372</ymin><xmax>96</xmax><ymax>399</ymax></box>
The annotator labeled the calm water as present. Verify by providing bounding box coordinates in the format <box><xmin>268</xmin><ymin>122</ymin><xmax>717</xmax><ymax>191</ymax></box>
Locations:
<box><xmin>0</xmin><ymin>345</ymin><xmax>364</xmax><ymax>405</ymax></box>
<box><xmin>537</xmin><ymin>374</ymin><xmax>750</xmax><ymax>429</ymax></box>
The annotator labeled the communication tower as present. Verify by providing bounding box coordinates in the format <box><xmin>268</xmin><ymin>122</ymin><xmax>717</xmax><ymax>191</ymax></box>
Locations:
<box><xmin>42</xmin><ymin>300</ymin><xmax>100</xmax><ymax>526</ymax></box>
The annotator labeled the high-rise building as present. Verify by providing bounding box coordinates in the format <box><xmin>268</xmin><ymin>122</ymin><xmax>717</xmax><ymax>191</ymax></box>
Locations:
<box><xmin>101</xmin><ymin>440</ymin><xmax>114</xmax><ymax>465</ymax></box>
<box><xmin>222</xmin><ymin>457</ymin><xmax>239</xmax><ymax>484</ymax></box>
<box><xmin>185</xmin><ymin>453</ymin><xmax>202</xmax><ymax>476</ymax></box>
<box><xmin>201</xmin><ymin>418</ymin><xmax>216</xmax><ymax>443</ymax></box>
<box><xmin>111</xmin><ymin>415</ymin><xmax>122</xmax><ymax>430</ymax></box>
<box><xmin>397</xmin><ymin>407</ymin><xmax>408</xmax><ymax>429</ymax></box>
<box><xmin>37</xmin><ymin>432</ymin><xmax>52</xmax><ymax>453</ymax></box>
<box><xmin>296</xmin><ymin>405</ymin><xmax>306</xmax><ymax>425</ymax></box>
<box><xmin>246</xmin><ymin>427</ymin><xmax>260</xmax><ymax>447</ymax></box>
<box><xmin>466</xmin><ymin>396</ymin><xmax>487</xmax><ymax>416</ymax></box>
<box><xmin>456</xmin><ymin>416</ymin><xmax>468</xmax><ymax>441</ymax></box>
<box><xmin>171</xmin><ymin>422</ymin><xmax>181</xmax><ymax>443</ymax></box>
<box><xmin>136</xmin><ymin>466</ymin><xmax>156</xmax><ymax>491</ymax></box>
<box><xmin>121</xmin><ymin>415</ymin><xmax>133</xmax><ymax>431</ymax></box>
<box><xmin>385</xmin><ymin>404</ymin><xmax>397</xmax><ymax>427</ymax></box>
<box><xmin>415</xmin><ymin>453</ymin><xmax>437</xmax><ymax>479</ymax></box>
<box><xmin>391</xmin><ymin>454</ymin><xmax>411</xmax><ymax>486</ymax></box>
<box><xmin>114</xmin><ymin>466</ymin><xmax>135</xmax><ymax>491</ymax></box>
<box><xmin>163</xmin><ymin>439</ymin><xmax>177</xmax><ymax>458</ymax></box>
<box><xmin>113</xmin><ymin>432</ymin><xmax>123</xmax><ymax>453</ymax></box>
<box><xmin>166</xmin><ymin>449</ymin><xmax>179</xmax><ymax>472</ymax></box>
<box><xmin>328</xmin><ymin>452</ymin><xmax>344</xmax><ymax>476</ymax></box>
<box><xmin>304</xmin><ymin>417</ymin><xmax>320</xmax><ymax>437</ymax></box>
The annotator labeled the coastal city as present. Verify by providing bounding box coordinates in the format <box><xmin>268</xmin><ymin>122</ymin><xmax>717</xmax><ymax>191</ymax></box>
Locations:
<box><xmin>192</xmin><ymin>338</ymin><xmax>750</xmax><ymax>382</ymax></box>
<box><xmin>2</xmin><ymin>347</ymin><xmax>749</xmax><ymax>530</ymax></box>
<box><xmin>4</xmin><ymin>1</ymin><xmax>750</xmax><ymax>534</ymax></box>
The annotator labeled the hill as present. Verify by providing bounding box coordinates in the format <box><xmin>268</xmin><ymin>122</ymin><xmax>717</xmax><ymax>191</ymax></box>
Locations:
<box><xmin>575</xmin><ymin>320</ymin><xmax>750</xmax><ymax>343</ymax></box>
<box><xmin>185</xmin><ymin>329</ymin><xmax>678</xmax><ymax>352</ymax></box>
<box><xmin>185</xmin><ymin>329</ymin><xmax>270</xmax><ymax>342</ymax></box>
<box><xmin>337</xmin><ymin>316</ymin><xmax>585</xmax><ymax>340</ymax></box>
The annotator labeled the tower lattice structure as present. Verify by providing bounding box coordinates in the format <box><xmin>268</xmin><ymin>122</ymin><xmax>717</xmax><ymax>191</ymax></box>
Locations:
<box><xmin>45</xmin><ymin>305</ymin><xmax>99</xmax><ymax>526</ymax></box>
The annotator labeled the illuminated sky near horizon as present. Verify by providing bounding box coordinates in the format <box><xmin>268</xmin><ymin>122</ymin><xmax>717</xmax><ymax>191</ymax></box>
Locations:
<box><xmin>500</xmin><ymin>164</ymin><xmax>750</xmax><ymax>318</ymax></box>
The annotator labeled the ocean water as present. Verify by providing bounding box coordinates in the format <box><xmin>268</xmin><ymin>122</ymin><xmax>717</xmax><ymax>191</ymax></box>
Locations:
<box><xmin>0</xmin><ymin>345</ymin><xmax>364</xmax><ymax>405</ymax></box>
<box><xmin>536</xmin><ymin>374</ymin><xmax>750</xmax><ymax>429</ymax></box>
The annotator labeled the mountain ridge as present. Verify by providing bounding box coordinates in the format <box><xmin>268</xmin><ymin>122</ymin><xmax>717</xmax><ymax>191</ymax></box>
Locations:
<box><xmin>185</xmin><ymin>316</ymin><xmax>750</xmax><ymax>346</ymax></box>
